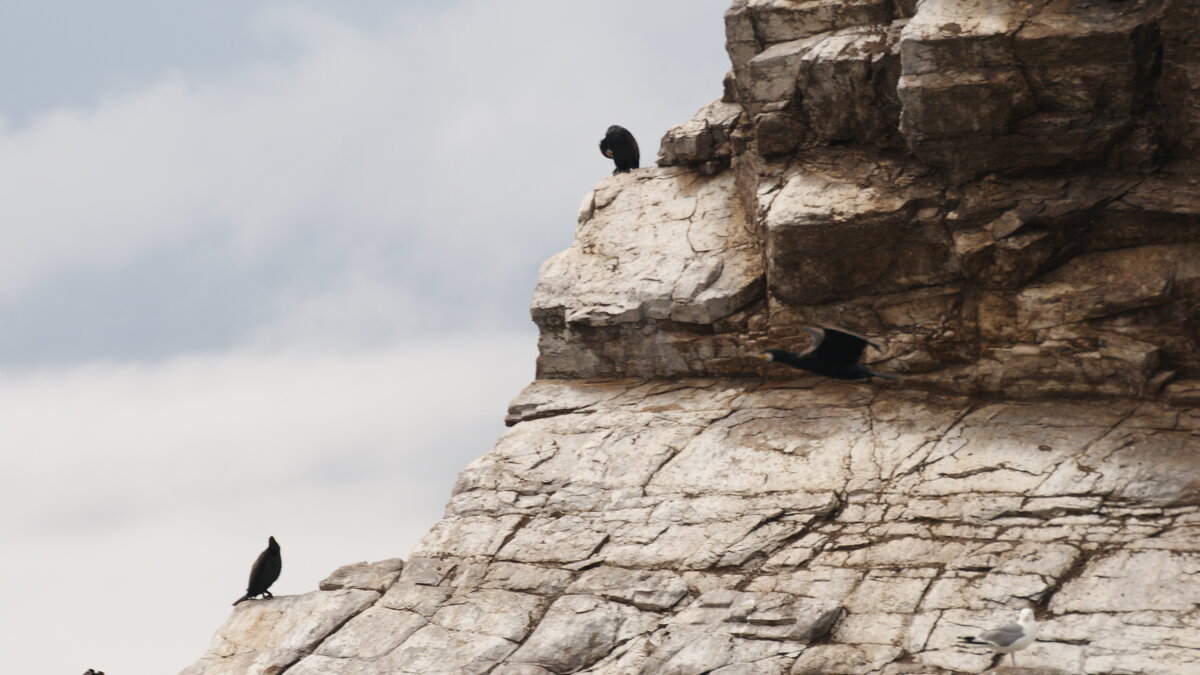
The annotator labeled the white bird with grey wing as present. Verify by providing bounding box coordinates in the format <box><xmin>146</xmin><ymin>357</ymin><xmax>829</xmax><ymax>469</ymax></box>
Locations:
<box><xmin>959</xmin><ymin>608</ymin><xmax>1038</xmax><ymax>667</ymax></box>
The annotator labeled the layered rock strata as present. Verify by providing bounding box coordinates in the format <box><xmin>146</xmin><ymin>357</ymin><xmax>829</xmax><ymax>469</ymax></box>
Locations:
<box><xmin>583</xmin><ymin>0</ymin><xmax>1200</xmax><ymax>399</ymax></box>
<box><xmin>183</xmin><ymin>1</ymin><xmax>1200</xmax><ymax>674</ymax></box>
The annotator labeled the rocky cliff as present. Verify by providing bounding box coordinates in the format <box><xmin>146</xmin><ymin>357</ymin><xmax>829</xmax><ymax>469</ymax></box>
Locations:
<box><xmin>182</xmin><ymin>1</ymin><xmax>1200</xmax><ymax>674</ymax></box>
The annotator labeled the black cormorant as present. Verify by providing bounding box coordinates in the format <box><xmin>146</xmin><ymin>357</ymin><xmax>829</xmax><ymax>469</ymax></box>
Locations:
<box><xmin>599</xmin><ymin>125</ymin><xmax>639</xmax><ymax>174</ymax></box>
<box><xmin>758</xmin><ymin>326</ymin><xmax>896</xmax><ymax>380</ymax></box>
<box><xmin>233</xmin><ymin>536</ymin><xmax>282</xmax><ymax>605</ymax></box>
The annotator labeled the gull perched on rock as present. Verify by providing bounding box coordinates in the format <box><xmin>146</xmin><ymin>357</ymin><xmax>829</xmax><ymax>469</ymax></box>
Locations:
<box><xmin>959</xmin><ymin>607</ymin><xmax>1038</xmax><ymax>667</ymax></box>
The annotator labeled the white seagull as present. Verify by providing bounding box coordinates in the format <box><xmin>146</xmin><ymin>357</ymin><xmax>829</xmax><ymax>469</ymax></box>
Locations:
<box><xmin>959</xmin><ymin>608</ymin><xmax>1038</xmax><ymax>667</ymax></box>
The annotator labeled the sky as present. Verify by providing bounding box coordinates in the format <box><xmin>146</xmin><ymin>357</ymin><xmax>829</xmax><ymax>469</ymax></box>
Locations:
<box><xmin>0</xmin><ymin>1</ymin><xmax>732</xmax><ymax>673</ymax></box>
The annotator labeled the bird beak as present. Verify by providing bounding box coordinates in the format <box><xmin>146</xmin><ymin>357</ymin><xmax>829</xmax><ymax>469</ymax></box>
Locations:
<box><xmin>754</xmin><ymin>352</ymin><xmax>772</xmax><ymax>361</ymax></box>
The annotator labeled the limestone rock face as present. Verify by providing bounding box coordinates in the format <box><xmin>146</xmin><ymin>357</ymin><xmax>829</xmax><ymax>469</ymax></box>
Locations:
<box><xmin>180</xmin><ymin>588</ymin><xmax>379</xmax><ymax>675</ymax></box>
<box><xmin>183</xmin><ymin>383</ymin><xmax>1200</xmax><ymax>675</ymax></box>
<box><xmin>658</xmin><ymin>99</ymin><xmax>743</xmax><ymax>174</ymax></box>
<box><xmin>182</xmin><ymin>2</ymin><xmax>1200</xmax><ymax>674</ymax></box>
<box><xmin>533</xmin><ymin>168</ymin><xmax>764</xmax><ymax>379</ymax></box>
<box><xmin>898</xmin><ymin>0</ymin><xmax>1166</xmax><ymax>176</ymax></box>
<box><xmin>601</xmin><ymin>0</ymin><xmax>1200</xmax><ymax>399</ymax></box>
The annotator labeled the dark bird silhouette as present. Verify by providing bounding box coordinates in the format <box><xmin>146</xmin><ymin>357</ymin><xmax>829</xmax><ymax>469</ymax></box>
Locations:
<box><xmin>757</xmin><ymin>326</ymin><xmax>896</xmax><ymax>380</ymax></box>
<box><xmin>959</xmin><ymin>608</ymin><xmax>1038</xmax><ymax>667</ymax></box>
<box><xmin>83</xmin><ymin>670</ymin><xmax>105</xmax><ymax>675</ymax></box>
<box><xmin>233</xmin><ymin>536</ymin><xmax>282</xmax><ymax>606</ymax></box>
<box><xmin>598</xmin><ymin>125</ymin><xmax>639</xmax><ymax>174</ymax></box>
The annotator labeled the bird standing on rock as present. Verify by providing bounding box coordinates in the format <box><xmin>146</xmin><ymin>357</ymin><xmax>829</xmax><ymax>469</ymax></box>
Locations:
<box><xmin>599</xmin><ymin>125</ymin><xmax>639</xmax><ymax>174</ymax></box>
<box><xmin>959</xmin><ymin>608</ymin><xmax>1039</xmax><ymax>667</ymax></box>
<box><xmin>233</xmin><ymin>536</ymin><xmax>282</xmax><ymax>605</ymax></box>
<box><xmin>757</xmin><ymin>326</ymin><xmax>896</xmax><ymax>380</ymax></box>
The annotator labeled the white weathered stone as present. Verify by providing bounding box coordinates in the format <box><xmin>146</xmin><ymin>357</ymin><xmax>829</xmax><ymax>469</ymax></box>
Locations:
<box><xmin>508</xmin><ymin>595</ymin><xmax>657</xmax><ymax>672</ymax></box>
<box><xmin>379</xmin><ymin>624</ymin><xmax>517</xmax><ymax>674</ymax></box>
<box><xmin>535</xmin><ymin>169</ymin><xmax>760</xmax><ymax>329</ymax></box>
<box><xmin>431</xmin><ymin>589</ymin><xmax>546</xmax><ymax>643</ymax></box>
<box><xmin>319</xmin><ymin>558</ymin><xmax>404</xmax><ymax>592</ymax></box>
<box><xmin>532</xmin><ymin>166</ymin><xmax>765</xmax><ymax>380</ymax></box>
<box><xmin>658</xmin><ymin>99</ymin><xmax>743</xmax><ymax>171</ymax></box>
<box><xmin>315</xmin><ymin>607</ymin><xmax>425</xmax><ymax>659</ymax></box>
<box><xmin>1050</xmin><ymin>549</ymin><xmax>1200</xmax><ymax>614</ymax></box>
<box><xmin>179</xmin><ymin>589</ymin><xmax>378</xmax><ymax>675</ymax></box>
<box><xmin>566</xmin><ymin>566</ymin><xmax>690</xmax><ymax>611</ymax></box>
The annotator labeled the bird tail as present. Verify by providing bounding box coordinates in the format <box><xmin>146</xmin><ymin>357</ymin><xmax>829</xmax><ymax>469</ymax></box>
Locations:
<box><xmin>232</xmin><ymin>592</ymin><xmax>253</xmax><ymax>606</ymax></box>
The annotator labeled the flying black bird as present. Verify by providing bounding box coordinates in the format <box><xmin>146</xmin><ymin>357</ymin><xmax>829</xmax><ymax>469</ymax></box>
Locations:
<box><xmin>599</xmin><ymin>125</ymin><xmax>639</xmax><ymax>174</ymax></box>
<box><xmin>757</xmin><ymin>326</ymin><xmax>896</xmax><ymax>380</ymax></box>
<box><xmin>959</xmin><ymin>608</ymin><xmax>1038</xmax><ymax>667</ymax></box>
<box><xmin>233</xmin><ymin>536</ymin><xmax>282</xmax><ymax>606</ymax></box>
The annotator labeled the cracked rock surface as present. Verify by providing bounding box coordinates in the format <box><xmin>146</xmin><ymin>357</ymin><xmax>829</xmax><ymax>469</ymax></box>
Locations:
<box><xmin>533</xmin><ymin>167</ymin><xmax>764</xmax><ymax>379</ymax></box>
<box><xmin>182</xmin><ymin>1</ymin><xmax>1200</xmax><ymax>674</ymax></box>
<box><xmin>183</xmin><ymin>383</ymin><xmax>1200</xmax><ymax>674</ymax></box>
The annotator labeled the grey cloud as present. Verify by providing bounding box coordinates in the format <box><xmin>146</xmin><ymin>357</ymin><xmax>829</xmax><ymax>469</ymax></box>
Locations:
<box><xmin>0</xmin><ymin>0</ymin><xmax>730</xmax><ymax>364</ymax></box>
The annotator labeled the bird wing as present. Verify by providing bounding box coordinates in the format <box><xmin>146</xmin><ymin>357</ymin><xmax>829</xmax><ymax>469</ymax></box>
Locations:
<box><xmin>807</xmin><ymin>326</ymin><xmax>878</xmax><ymax>364</ymax></box>
<box><xmin>979</xmin><ymin>622</ymin><xmax>1026</xmax><ymax>648</ymax></box>
<box><xmin>630</xmin><ymin>132</ymin><xmax>640</xmax><ymax>164</ymax></box>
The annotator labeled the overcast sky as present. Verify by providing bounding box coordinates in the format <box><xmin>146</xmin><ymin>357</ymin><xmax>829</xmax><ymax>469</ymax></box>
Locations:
<box><xmin>0</xmin><ymin>1</ymin><xmax>732</xmax><ymax>673</ymax></box>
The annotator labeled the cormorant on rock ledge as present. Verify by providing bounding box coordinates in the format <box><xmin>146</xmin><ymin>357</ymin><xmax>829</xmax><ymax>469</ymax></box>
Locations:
<box><xmin>233</xmin><ymin>536</ymin><xmax>282</xmax><ymax>606</ymax></box>
<box><xmin>599</xmin><ymin>125</ymin><xmax>639</xmax><ymax>174</ymax></box>
<box><xmin>758</xmin><ymin>326</ymin><xmax>896</xmax><ymax>381</ymax></box>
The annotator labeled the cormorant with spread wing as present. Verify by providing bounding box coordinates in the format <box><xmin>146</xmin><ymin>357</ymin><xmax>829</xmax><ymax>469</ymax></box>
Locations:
<box><xmin>757</xmin><ymin>326</ymin><xmax>895</xmax><ymax>380</ymax></box>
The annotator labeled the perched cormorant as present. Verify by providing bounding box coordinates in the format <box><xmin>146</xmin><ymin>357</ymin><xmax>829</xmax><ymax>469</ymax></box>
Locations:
<box><xmin>959</xmin><ymin>608</ymin><xmax>1038</xmax><ymax>667</ymax></box>
<box><xmin>757</xmin><ymin>326</ymin><xmax>896</xmax><ymax>380</ymax></box>
<box><xmin>599</xmin><ymin>125</ymin><xmax>639</xmax><ymax>174</ymax></box>
<box><xmin>233</xmin><ymin>536</ymin><xmax>282</xmax><ymax>606</ymax></box>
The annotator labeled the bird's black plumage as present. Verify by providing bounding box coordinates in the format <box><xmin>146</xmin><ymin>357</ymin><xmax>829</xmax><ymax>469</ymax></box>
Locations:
<box><xmin>599</xmin><ymin>125</ymin><xmax>639</xmax><ymax>174</ymax></box>
<box><xmin>233</xmin><ymin>536</ymin><xmax>282</xmax><ymax>606</ymax></box>
<box><xmin>83</xmin><ymin>670</ymin><xmax>105</xmax><ymax>675</ymax></box>
<box><xmin>758</xmin><ymin>326</ymin><xmax>895</xmax><ymax>381</ymax></box>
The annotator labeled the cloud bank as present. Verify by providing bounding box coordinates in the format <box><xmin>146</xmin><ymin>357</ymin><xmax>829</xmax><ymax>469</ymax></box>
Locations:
<box><xmin>0</xmin><ymin>0</ymin><xmax>730</xmax><ymax>361</ymax></box>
